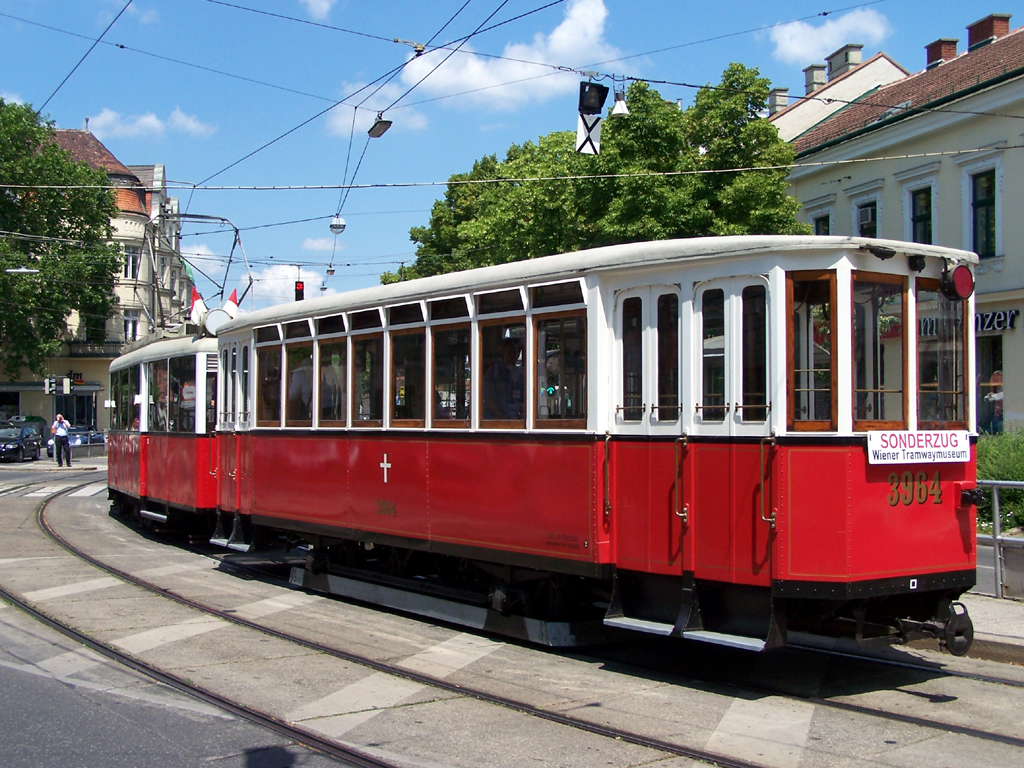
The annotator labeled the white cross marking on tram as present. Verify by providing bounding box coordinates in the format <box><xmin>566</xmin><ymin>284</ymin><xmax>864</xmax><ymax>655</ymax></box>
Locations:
<box><xmin>380</xmin><ymin>453</ymin><xmax>391</xmax><ymax>484</ymax></box>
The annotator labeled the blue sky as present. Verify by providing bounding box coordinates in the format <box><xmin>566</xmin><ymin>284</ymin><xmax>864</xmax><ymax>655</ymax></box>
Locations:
<box><xmin>0</xmin><ymin>0</ymin><xmax>1014</xmax><ymax>309</ymax></box>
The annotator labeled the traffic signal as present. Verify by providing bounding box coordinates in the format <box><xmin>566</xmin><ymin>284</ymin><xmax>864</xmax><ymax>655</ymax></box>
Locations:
<box><xmin>295</xmin><ymin>280</ymin><xmax>304</xmax><ymax>301</ymax></box>
<box><xmin>43</xmin><ymin>377</ymin><xmax>52</xmax><ymax>395</ymax></box>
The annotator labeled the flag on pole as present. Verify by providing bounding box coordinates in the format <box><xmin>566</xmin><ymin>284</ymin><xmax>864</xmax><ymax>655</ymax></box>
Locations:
<box><xmin>224</xmin><ymin>289</ymin><xmax>240</xmax><ymax>319</ymax></box>
<box><xmin>189</xmin><ymin>286</ymin><xmax>208</xmax><ymax>325</ymax></box>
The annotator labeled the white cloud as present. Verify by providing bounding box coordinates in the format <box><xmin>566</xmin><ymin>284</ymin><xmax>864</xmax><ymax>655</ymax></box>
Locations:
<box><xmin>88</xmin><ymin>108</ymin><xmax>215</xmax><ymax>140</ymax></box>
<box><xmin>395</xmin><ymin>0</ymin><xmax>622</xmax><ymax>110</ymax></box>
<box><xmin>770</xmin><ymin>9</ymin><xmax>891</xmax><ymax>66</ymax></box>
<box><xmin>299</xmin><ymin>0</ymin><xmax>336</xmax><ymax>21</ymax></box>
<box><xmin>2</xmin><ymin>92</ymin><xmax>23</xmax><ymax>104</ymax></box>
<box><xmin>303</xmin><ymin>237</ymin><xmax>337</xmax><ymax>251</ymax></box>
<box><xmin>169</xmin><ymin>108</ymin><xmax>216</xmax><ymax>138</ymax></box>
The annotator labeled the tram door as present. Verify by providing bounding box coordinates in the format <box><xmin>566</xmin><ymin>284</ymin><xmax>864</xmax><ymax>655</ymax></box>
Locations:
<box><xmin>612</xmin><ymin>286</ymin><xmax>686</xmax><ymax>575</ymax></box>
<box><xmin>218</xmin><ymin>344</ymin><xmax>241</xmax><ymax>515</ymax></box>
<box><xmin>692</xmin><ymin>277</ymin><xmax>773</xmax><ymax>587</ymax></box>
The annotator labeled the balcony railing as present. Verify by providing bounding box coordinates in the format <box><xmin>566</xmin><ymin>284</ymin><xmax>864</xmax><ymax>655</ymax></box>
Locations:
<box><xmin>67</xmin><ymin>340</ymin><xmax>127</xmax><ymax>357</ymax></box>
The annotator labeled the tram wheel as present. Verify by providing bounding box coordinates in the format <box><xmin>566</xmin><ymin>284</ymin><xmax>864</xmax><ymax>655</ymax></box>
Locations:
<box><xmin>944</xmin><ymin>601</ymin><xmax>974</xmax><ymax>656</ymax></box>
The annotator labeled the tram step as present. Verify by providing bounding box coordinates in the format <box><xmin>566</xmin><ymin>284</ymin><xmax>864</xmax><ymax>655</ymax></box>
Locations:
<box><xmin>602</xmin><ymin>617</ymin><xmax>768</xmax><ymax>651</ymax></box>
<box><xmin>682</xmin><ymin>630</ymin><xmax>766</xmax><ymax>651</ymax></box>
<box><xmin>603</xmin><ymin>616</ymin><xmax>675</xmax><ymax>636</ymax></box>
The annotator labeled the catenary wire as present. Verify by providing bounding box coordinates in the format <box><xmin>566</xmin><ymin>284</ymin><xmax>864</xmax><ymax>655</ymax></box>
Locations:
<box><xmin>37</xmin><ymin>0</ymin><xmax>134</xmax><ymax>112</ymax></box>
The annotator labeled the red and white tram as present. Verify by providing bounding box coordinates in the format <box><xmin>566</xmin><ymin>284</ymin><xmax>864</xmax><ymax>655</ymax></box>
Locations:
<box><xmin>108</xmin><ymin>336</ymin><xmax>219</xmax><ymax>527</ymax></box>
<box><xmin>109</xmin><ymin>236</ymin><xmax>981</xmax><ymax>653</ymax></box>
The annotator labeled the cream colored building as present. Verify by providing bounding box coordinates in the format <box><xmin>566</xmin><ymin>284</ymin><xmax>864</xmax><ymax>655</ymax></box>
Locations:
<box><xmin>776</xmin><ymin>13</ymin><xmax>1023</xmax><ymax>432</ymax></box>
<box><xmin>2</xmin><ymin>132</ymin><xmax>193</xmax><ymax>431</ymax></box>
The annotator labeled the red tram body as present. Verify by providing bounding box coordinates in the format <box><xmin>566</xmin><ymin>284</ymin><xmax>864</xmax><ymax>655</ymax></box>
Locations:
<box><xmin>108</xmin><ymin>236</ymin><xmax>980</xmax><ymax>652</ymax></box>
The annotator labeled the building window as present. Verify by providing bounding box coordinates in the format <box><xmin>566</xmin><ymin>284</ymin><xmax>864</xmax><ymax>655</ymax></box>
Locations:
<box><xmin>977</xmin><ymin>336</ymin><xmax>1003</xmax><ymax>434</ymax></box>
<box><xmin>857</xmin><ymin>201</ymin><xmax>877</xmax><ymax>238</ymax></box>
<box><xmin>813</xmin><ymin>214</ymin><xmax>830</xmax><ymax>236</ymax></box>
<box><xmin>123</xmin><ymin>246</ymin><xmax>141</xmax><ymax>280</ymax></box>
<box><xmin>911</xmin><ymin>188</ymin><xmax>932</xmax><ymax>244</ymax></box>
<box><xmin>123</xmin><ymin>310</ymin><xmax>140</xmax><ymax>342</ymax></box>
<box><xmin>972</xmin><ymin>169</ymin><xmax>996</xmax><ymax>258</ymax></box>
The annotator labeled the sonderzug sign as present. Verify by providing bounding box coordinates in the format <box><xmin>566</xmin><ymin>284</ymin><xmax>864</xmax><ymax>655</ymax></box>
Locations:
<box><xmin>867</xmin><ymin>430</ymin><xmax>970</xmax><ymax>464</ymax></box>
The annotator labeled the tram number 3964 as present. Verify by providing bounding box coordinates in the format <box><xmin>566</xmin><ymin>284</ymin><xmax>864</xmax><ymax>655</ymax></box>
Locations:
<box><xmin>887</xmin><ymin>471</ymin><xmax>942</xmax><ymax>506</ymax></box>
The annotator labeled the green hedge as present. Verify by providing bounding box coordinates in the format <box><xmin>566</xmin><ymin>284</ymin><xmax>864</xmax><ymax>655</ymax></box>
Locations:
<box><xmin>976</xmin><ymin>430</ymin><xmax>1024</xmax><ymax>531</ymax></box>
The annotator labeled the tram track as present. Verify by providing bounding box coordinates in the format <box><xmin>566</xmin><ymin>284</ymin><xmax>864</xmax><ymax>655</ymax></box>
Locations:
<box><xmin>25</xmin><ymin>485</ymin><xmax>765</xmax><ymax>768</ymax></box>
<box><xmin>13</xmin><ymin>483</ymin><xmax>1024</xmax><ymax>768</ymax></box>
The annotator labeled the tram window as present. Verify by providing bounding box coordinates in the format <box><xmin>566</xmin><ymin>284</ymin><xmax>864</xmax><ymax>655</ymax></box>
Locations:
<box><xmin>351</xmin><ymin>309</ymin><xmax>382</xmax><ymax>330</ymax></box>
<box><xmin>255</xmin><ymin>326</ymin><xmax>280</xmax><ymax>343</ymax></box>
<box><xmin>621</xmin><ymin>297</ymin><xmax>643</xmax><ymax>421</ymax></box>
<box><xmin>391</xmin><ymin>330</ymin><xmax>426</xmax><ymax>425</ymax></box>
<box><xmin>789</xmin><ymin>272</ymin><xmax>836</xmax><ymax>430</ymax></box>
<box><xmin>257</xmin><ymin>346</ymin><xmax>282</xmax><ymax>427</ymax></box>
<box><xmin>285</xmin><ymin>342</ymin><xmax>314</xmax><ymax>427</ymax></box>
<box><xmin>352</xmin><ymin>334</ymin><xmax>384</xmax><ymax>426</ymax></box>
<box><xmin>852</xmin><ymin>273</ymin><xmax>905</xmax><ymax>428</ymax></box>
<box><xmin>128</xmin><ymin>365</ymin><xmax>140</xmax><ymax>432</ymax></box>
<box><xmin>318</xmin><ymin>339</ymin><xmax>347</xmax><ymax>427</ymax></box>
<box><xmin>701</xmin><ymin>290</ymin><xmax>726</xmax><ymax>422</ymax></box>
<box><xmin>148</xmin><ymin>360</ymin><xmax>168</xmax><ymax>432</ymax></box>
<box><xmin>656</xmin><ymin>294</ymin><xmax>679</xmax><ymax>421</ymax></box>
<box><xmin>430</xmin><ymin>297</ymin><xmax>469</xmax><ymax>321</ymax></box>
<box><xmin>477</xmin><ymin>290</ymin><xmax>524</xmax><ymax>315</ymax></box>
<box><xmin>285</xmin><ymin>320</ymin><xmax>312</xmax><ymax>340</ymax></box>
<box><xmin>433</xmin><ymin>326</ymin><xmax>471</xmax><ymax>426</ymax></box>
<box><xmin>221</xmin><ymin>348</ymin><xmax>231</xmax><ymax>422</ymax></box>
<box><xmin>229</xmin><ymin>347</ymin><xmax>238</xmax><ymax>424</ymax></box>
<box><xmin>916</xmin><ymin>279</ymin><xmax>967</xmax><ymax>427</ymax></box>
<box><xmin>206</xmin><ymin>368</ymin><xmax>217</xmax><ymax>433</ymax></box>
<box><xmin>239</xmin><ymin>346</ymin><xmax>249</xmax><ymax>424</ymax></box>
<box><xmin>532</xmin><ymin>282</ymin><xmax>583</xmax><ymax>309</ymax></box>
<box><xmin>389</xmin><ymin>304</ymin><xmax>423</xmax><ymax>325</ymax></box>
<box><xmin>480</xmin><ymin>322</ymin><xmax>526</xmax><ymax>427</ymax></box>
<box><xmin>741</xmin><ymin>286</ymin><xmax>767</xmax><ymax>422</ymax></box>
<box><xmin>169</xmin><ymin>355</ymin><xmax>197</xmax><ymax>433</ymax></box>
<box><xmin>317</xmin><ymin>314</ymin><xmax>346</xmax><ymax>335</ymax></box>
<box><xmin>536</xmin><ymin>313</ymin><xmax>586</xmax><ymax>427</ymax></box>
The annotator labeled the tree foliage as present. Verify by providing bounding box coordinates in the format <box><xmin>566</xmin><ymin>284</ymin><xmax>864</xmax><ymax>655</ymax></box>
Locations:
<box><xmin>0</xmin><ymin>100</ymin><xmax>121</xmax><ymax>379</ymax></box>
<box><xmin>387</xmin><ymin>64</ymin><xmax>807</xmax><ymax>282</ymax></box>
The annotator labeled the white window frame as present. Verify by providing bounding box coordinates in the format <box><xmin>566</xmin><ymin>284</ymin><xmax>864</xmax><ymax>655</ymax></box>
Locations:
<box><xmin>895</xmin><ymin>162</ymin><xmax>940</xmax><ymax>245</ymax></box>
<box><xmin>844</xmin><ymin>179</ymin><xmax>884</xmax><ymax>239</ymax></box>
<box><xmin>957</xmin><ymin>146</ymin><xmax>1003</xmax><ymax>260</ymax></box>
<box><xmin>802</xmin><ymin>193</ymin><xmax>835</xmax><ymax>235</ymax></box>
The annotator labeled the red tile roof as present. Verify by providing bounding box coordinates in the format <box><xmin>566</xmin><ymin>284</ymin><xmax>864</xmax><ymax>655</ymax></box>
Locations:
<box><xmin>53</xmin><ymin>130</ymin><xmax>147</xmax><ymax>215</ymax></box>
<box><xmin>794</xmin><ymin>26</ymin><xmax>1024</xmax><ymax>155</ymax></box>
<box><xmin>52</xmin><ymin>130</ymin><xmax>138</xmax><ymax>180</ymax></box>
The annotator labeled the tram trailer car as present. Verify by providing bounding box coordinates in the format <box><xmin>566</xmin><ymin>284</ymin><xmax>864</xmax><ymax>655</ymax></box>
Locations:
<box><xmin>108</xmin><ymin>336</ymin><xmax>220</xmax><ymax>530</ymax></box>
<box><xmin>109</xmin><ymin>236</ymin><xmax>981</xmax><ymax>653</ymax></box>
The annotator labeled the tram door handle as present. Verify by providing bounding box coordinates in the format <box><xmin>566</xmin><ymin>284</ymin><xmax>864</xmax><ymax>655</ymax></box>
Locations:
<box><xmin>674</xmin><ymin>434</ymin><xmax>689</xmax><ymax>524</ymax></box>
<box><xmin>759</xmin><ymin>433</ymin><xmax>777</xmax><ymax>530</ymax></box>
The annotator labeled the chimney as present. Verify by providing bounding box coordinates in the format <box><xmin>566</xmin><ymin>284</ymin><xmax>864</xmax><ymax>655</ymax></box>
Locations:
<box><xmin>967</xmin><ymin>13</ymin><xmax>1011</xmax><ymax>50</ymax></box>
<box><xmin>826</xmin><ymin>44</ymin><xmax>863</xmax><ymax>80</ymax></box>
<box><xmin>768</xmin><ymin>88</ymin><xmax>789</xmax><ymax>115</ymax></box>
<box><xmin>804</xmin><ymin>64</ymin><xmax>826</xmax><ymax>94</ymax></box>
<box><xmin>926</xmin><ymin>38</ymin><xmax>958</xmax><ymax>68</ymax></box>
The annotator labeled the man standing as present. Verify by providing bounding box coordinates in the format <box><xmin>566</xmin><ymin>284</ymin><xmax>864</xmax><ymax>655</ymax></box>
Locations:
<box><xmin>51</xmin><ymin>413</ymin><xmax>71</xmax><ymax>467</ymax></box>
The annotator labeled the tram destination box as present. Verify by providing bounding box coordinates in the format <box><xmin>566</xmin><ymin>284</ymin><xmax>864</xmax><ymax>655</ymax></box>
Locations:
<box><xmin>867</xmin><ymin>430</ymin><xmax>971</xmax><ymax>464</ymax></box>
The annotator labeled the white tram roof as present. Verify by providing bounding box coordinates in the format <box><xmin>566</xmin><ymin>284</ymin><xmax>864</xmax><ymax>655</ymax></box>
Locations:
<box><xmin>220</xmin><ymin>235</ymin><xmax>977</xmax><ymax>333</ymax></box>
<box><xmin>110</xmin><ymin>334</ymin><xmax>218</xmax><ymax>372</ymax></box>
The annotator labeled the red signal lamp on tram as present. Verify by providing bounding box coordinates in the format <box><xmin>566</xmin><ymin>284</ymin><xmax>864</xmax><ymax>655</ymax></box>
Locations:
<box><xmin>940</xmin><ymin>264</ymin><xmax>974</xmax><ymax>301</ymax></box>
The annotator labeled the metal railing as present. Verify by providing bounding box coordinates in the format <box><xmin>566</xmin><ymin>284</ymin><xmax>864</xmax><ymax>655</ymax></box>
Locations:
<box><xmin>977</xmin><ymin>479</ymin><xmax>1024</xmax><ymax>599</ymax></box>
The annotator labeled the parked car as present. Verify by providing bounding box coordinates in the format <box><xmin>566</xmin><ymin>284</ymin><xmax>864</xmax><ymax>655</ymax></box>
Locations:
<box><xmin>0</xmin><ymin>423</ymin><xmax>43</xmax><ymax>462</ymax></box>
<box><xmin>47</xmin><ymin>427</ymin><xmax>105</xmax><ymax>457</ymax></box>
